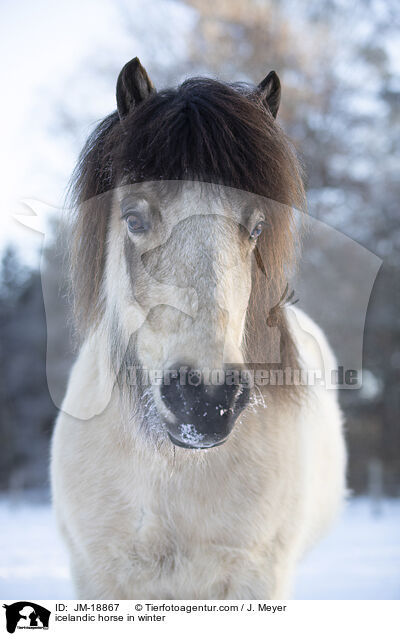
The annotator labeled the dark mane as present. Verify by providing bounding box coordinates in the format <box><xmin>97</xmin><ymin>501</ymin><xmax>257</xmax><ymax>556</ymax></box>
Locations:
<box><xmin>69</xmin><ymin>76</ymin><xmax>305</xmax><ymax>386</ymax></box>
<box><xmin>70</xmin><ymin>77</ymin><xmax>304</xmax><ymax>205</ymax></box>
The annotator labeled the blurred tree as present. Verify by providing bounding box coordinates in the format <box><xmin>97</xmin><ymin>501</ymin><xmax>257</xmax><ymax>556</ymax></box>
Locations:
<box><xmin>0</xmin><ymin>234</ymin><xmax>73</xmax><ymax>492</ymax></box>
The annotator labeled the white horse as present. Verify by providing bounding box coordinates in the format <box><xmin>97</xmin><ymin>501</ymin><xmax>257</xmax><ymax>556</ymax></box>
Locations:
<box><xmin>51</xmin><ymin>57</ymin><xmax>346</xmax><ymax>599</ymax></box>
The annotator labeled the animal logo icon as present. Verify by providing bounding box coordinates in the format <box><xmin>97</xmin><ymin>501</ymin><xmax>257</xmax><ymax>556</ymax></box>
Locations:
<box><xmin>2</xmin><ymin>602</ymin><xmax>50</xmax><ymax>633</ymax></box>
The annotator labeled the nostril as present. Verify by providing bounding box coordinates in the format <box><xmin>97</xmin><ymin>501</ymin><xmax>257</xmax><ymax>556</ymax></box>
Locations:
<box><xmin>159</xmin><ymin>363</ymin><xmax>187</xmax><ymax>413</ymax></box>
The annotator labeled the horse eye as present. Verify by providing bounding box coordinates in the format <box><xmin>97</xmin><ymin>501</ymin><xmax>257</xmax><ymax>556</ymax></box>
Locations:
<box><xmin>250</xmin><ymin>221</ymin><xmax>265</xmax><ymax>240</ymax></box>
<box><xmin>125</xmin><ymin>213</ymin><xmax>149</xmax><ymax>234</ymax></box>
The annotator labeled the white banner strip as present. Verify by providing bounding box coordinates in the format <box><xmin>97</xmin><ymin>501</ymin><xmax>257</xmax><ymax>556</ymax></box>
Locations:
<box><xmin>1</xmin><ymin>599</ymin><xmax>398</xmax><ymax>635</ymax></box>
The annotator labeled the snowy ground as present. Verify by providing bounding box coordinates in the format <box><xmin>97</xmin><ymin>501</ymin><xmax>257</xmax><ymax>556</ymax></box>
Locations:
<box><xmin>294</xmin><ymin>497</ymin><xmax>400</xmax><ymax>599</ymax></box>
<box><xmin>0</xmin><ymin>495</ymin><xmax>399</xmax><ymax>600</ymax></box>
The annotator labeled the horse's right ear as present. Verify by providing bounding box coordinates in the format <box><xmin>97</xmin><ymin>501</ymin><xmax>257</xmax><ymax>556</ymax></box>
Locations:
<box><xmin>116</xmin><ymin>57</ymin><xmax>155</xmax><ymax>120</ymax></box>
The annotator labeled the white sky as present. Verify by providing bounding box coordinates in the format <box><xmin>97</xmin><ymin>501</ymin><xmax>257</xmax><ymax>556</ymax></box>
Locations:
<box><xmin>0</xmin><ymin>0</ymin><xmax>194</xmax><ymax>265</ymax></box>
<box><xmin>0</xmin><ymin>1</ymin><xmax>116</xmax><ymax>261</ymax></box>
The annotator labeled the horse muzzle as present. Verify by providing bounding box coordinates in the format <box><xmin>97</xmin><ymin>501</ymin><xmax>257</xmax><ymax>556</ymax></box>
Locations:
<box><xmin>160</xmin><ymin>365</ymin><xmax>250</xmax><ymax>449</ymax></box>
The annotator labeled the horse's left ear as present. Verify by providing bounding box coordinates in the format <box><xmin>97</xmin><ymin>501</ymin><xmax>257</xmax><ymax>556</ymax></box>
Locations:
<box><xmin>116</xmin><ymin>57</ymin><xmax>156</xmax><ymax>120</ymax></box>
<box><xmin>257</xmin><ymin>71</ymin><xmax>281</xmax><ymax>118</ymax></box>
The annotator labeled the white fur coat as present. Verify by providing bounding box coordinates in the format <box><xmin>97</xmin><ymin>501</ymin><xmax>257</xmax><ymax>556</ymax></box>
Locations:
<box><xmin>51</xmin><ymin>307</ymin><xmax>346</xmax><ymax>599</ymax></box>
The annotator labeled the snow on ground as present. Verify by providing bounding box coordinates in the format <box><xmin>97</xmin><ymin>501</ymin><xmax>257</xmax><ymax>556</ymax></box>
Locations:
<box><xmin>0</xmin><ymin>494</ymin><xmax>74</xmax><ymax>599</ymax></box>
<box><xmin>293</xmin><ymin>497</ymin><xmax>400</xmax><ymax>599</ymax></box>
<box><xmin>0</xmin><ymin>495</ymin><xmax>399</xmax><ymax>600</ymax></box>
